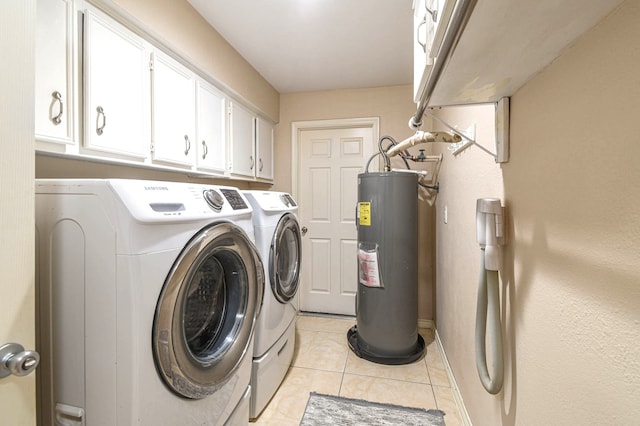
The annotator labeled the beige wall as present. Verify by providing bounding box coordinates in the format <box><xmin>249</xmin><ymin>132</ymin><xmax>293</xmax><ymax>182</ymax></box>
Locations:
<box><xmin>110</xmin><ymin>0</ymin><xmax>279</xmax><ymax>122</ymax></box>
<box><xmin>275</xmin><ymin>85</ymin><xmax>421</xmax><ymax>192</ymax></box>
<box><xmin>433</xmin><ymin>1</ymin><xmax>640</xmax><ymax>424</ymax></box>
<box><xmin>276</xmin><ymin>85</ymin><xmax>438</xmax><ymax>320</ymax></box>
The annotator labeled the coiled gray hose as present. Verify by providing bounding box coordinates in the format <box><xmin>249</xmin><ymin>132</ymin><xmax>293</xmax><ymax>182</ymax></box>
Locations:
<box><xmin>475</xmin><ymin>250</ymin><xmax>504</xmax><ymax>394</ymax></box>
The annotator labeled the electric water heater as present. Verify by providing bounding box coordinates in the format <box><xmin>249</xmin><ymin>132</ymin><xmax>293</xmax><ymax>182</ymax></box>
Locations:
<box><xmin>347</xmin><ymin>171</ymin><xmax>425</xmax><ymax>365</ymax></box>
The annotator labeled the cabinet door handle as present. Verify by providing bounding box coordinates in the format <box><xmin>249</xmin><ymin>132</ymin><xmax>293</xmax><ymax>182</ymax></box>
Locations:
<box><xmin>417</xmin><ymin>16</ymin><xmax>427</xmax><ymax>53</ymax></box>
<box><xmin>96</xmin><ymin>106</ymin><xmax>106</xmax><ymax>135</ymax></box>
<box><xmin>259</xmin><ymin>158</ymin><xmax>263</xmax><ymax>172</ymax></box>
<box><xmin>184</xmin><ymin>135</ymin><xmax>191</xmax><ymax>156</ymax></box>
<box><xmin>249</xmin><ymin>155</ymin><xmax>254</xmax><ymax>170</ymax></box>
<box><xmin>51</xmin><ymin>91</ymin><xmax>63</xmax><ymax>125</ymax></box>
<box><xmin>201</xmin><ymin>140</ymin><xmax>208</xmax><ymax>159</ymax></box>
<box><xmin>425</xmin><ymin>5</ymin><xmax>437</xmax><ymax>22</ymax></box>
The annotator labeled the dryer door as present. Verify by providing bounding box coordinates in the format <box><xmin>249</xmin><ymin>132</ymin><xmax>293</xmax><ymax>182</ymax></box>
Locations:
<box><xmin>153</xmin><ymin>222</ymin><xmax>263</xmax><ymax>399</ymax></box>
<box><xmin>269</xmin><ymin>213</ymin><xmax>302</xmax><ymax>303</ymax></box>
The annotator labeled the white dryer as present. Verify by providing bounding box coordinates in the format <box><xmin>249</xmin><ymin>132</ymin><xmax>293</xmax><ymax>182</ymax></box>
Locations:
<box><xmin>242</xmin><ymin>191</ymin><xmax>302</xmax><ymax>419</ymax></box>
<box><xmin>35</xmin><ymin>179</ymin><xmax>263</xmax><ymax>426</ymax></box>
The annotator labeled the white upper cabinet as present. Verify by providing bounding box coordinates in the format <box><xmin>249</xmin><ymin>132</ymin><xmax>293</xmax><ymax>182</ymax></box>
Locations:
<box><xmin>83</xmin><ymin>8</ymin><xmax>149</xmax><ymax>159</ymax></box>
<box><xmin>229</xmin><ymin>104</ymin><xmax>274</xmax><ymax>181</ymax></box>
<box><xmin>418</xmin><ymin>0</ymin><xmax>625</xmax><ymax>107</ymax></box>
<box><xmin>151</xmin><ymin>51</ymin><xmax>196</xmax><ymax>166</ymax></box>
<box><xmin>35</xmin><ymin>0</ymin><xmax>75</xmax><ymax>145</ymax></box>
<box><xmin>413</xmin><ymin>0</ymin><xmax>429</xmax><ymax>102</ymax></box>
<box><xmin>428</xmin><ymin>0</ymin><xmax>456</xmax><ymax>61</ymax></box>
<box><xmin>413</xmin><ymin>0</ymin><xmax>455</xmax><ymax>102</ymax></box>
<box><xmin>196</xmin><ymin>81</ymin><xmax>227</xmax><ymax>173</ymax></box>
<box><xmin>255</xmin><ymin>117</ymin><xmax>274</xmax><ymax>180</ymax></box>
<box><xmin>35</xmin><ymin>1</ymin><xmax>273</xmax><ymax>182</ymax></box>
<box><xmin>229</xmin><ymin>101</ymin><xmax>256</xmax><ymax>178</ymax></box>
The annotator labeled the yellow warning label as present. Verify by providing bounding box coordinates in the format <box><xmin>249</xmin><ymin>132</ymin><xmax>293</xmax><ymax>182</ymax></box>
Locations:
<box><xmin>359</xmin><ymin>202</ymin><xmax>371</xmax><ymax>226</ymax></box>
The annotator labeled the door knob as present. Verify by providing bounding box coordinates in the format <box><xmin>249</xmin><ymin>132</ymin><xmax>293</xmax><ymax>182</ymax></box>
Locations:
<box><xmin>0</xmin><ymin>343</ymin><xmax>40</xmax><ymax>379</ymax></box>
<box><xmin>301</xmin><ymin>226</ymin><xmax>308</xmax><ymax>236</ymax></box>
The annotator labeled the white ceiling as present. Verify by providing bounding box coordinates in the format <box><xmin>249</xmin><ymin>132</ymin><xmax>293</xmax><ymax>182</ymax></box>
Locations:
<box><xmin>187</xmin><ymin>0</ymin><xmax>414</xmax><ymax>93</ymax></box>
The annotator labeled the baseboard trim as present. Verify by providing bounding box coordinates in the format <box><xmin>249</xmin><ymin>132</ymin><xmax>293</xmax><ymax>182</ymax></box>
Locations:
<box><xmin>418</xmin><ymin>319</ymin><xmax>435</xmax><ymax>330</ymax></box>
<box><xmin>434</xmin><ymin>329</ymin><xmax>473</xmax><ymax>426</ymax></box>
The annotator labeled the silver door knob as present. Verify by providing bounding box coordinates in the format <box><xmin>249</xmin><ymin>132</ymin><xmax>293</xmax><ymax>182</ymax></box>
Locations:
<box><xmin>301</xmin><ymin>226</ymin><xmax>308</xmax><ymax>236</ymax></box>
<box><xmin>0</xmin><ymin>343</ymin><xmax>40</xmax><ymax>379</ymax></box>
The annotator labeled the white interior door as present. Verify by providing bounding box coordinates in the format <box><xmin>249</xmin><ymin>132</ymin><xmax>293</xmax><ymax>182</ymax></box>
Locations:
<box><xmin>295</xmin><ymin>121</ymin><xmax>377</xmax><ymax>315</ymax></box>
<box><xmin>1</xmin><ymin>1</ymin><xmax>37</xmax><ymax>423</ymax></box>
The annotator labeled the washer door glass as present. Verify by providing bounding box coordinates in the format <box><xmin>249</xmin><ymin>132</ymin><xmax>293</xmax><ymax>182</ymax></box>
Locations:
<box><xmin>153</xmin><ymin>222</ymin><xmax>263</xmax><ymax>399</ymax></box>
<box><xmin>269</xmin><ymin>213</ymin><xmax>301</xmax><ymax>303</ymax></box>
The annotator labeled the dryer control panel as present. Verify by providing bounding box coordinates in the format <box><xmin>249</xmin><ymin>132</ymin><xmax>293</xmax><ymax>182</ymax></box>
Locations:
<box><xmin>280</xmin><ymin>194</ymin><xmax>297</xmax><ymax>207</ymax></box>
<box><xmin>243</xmin><ymin>191</ymin><xmax>298</xmax><ymax>213</ymax></box>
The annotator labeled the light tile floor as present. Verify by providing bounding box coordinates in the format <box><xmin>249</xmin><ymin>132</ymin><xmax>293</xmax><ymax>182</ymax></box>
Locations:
<box><xmin>251</xmin><ymin>314</ymin><xmax>464</xmax><ymax>425</ymax></box>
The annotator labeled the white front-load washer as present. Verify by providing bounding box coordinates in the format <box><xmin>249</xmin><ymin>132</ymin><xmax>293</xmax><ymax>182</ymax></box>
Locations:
<box><xmin>35</xmin><ymin>179</ymin><xmax>263</xmax><ymax>426</ymax></box>
<box><xmin>242</xmin><ymin>191</ymin><xmax>301</xmax><ymax>419</ymax></box>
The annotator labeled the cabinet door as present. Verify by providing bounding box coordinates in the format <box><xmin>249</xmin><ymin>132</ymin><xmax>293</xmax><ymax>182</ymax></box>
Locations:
<box><xmin>414</xmin><ymin>0</ymin><xmax>457</xmax><ymax>101</ymax></box>
<box><xmin>413</xmin><ymin>0</ymin><xmax>432</xmax><ymax>102</ymax></box>
<box><xmin>256</xmin><ymin>117</ymin><xmax>274</xmax><ymax>180</ymax></box>
<box><xmin>196</xmin><ymin>81</ymin><xmax>226</xmax><ymax>173</ymax></box>
<box><xmin>35</xmin><ymin>0</ymin><xmax>74</xmax><ymax>145</ymax></box>
<box><xmin>229</xmin><ymin>102</ymin><xmax>255</xmax><ymax>177</ymax></box>
<box><xmin>151</xmin><ymin>51</ymin><xmax>196</xmax><ymax>166</ymax></box>
<box><xmin>429</xmin><ymin>0</ymin><xmax>456</xmax><ymax>60</ymax></box>
<box><xmin>83</xmin><ymin>9</ymin><xmax>149</xmax><ymax>158</ymax></box>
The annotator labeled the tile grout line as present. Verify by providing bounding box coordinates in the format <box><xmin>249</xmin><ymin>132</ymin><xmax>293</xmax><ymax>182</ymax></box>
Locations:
<box><xmin>339</xmin><ymin>371</ymin><xmax>433</xmax><ymax>386</ymax></box>
<box><xmin>338</xmin><ymin>348</ymin><xmax>348</xmax><ymax>396</ymax></box>
<box><xmin>423</xmin><ymin>354</ymin><xmax>440</xmax><ymax>410</ymax></box>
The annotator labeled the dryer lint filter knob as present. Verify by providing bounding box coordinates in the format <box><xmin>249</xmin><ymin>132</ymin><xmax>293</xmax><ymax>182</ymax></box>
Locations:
<box><xmin>203</xmin><ymin>189</ymin><xmax>224</xmax><ymax>212</ymax></box>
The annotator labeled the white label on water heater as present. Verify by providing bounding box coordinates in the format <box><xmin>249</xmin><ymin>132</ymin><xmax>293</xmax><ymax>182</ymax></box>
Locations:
<box><xmin>358</xmin><ymin>243</ymin><xmax>383</xmax><ymax>288</ymax></box>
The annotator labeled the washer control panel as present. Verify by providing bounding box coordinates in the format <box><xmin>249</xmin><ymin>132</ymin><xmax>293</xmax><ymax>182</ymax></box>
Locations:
<box><xmin>98</xmin><ymin>179</ymin><xmax>254</xmax><ymax>223</ymax></box>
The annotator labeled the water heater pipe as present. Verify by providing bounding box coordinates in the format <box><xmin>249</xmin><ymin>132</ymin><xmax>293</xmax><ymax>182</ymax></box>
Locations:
<box><xmin>385</xmin><ymin>131</ymin><xmax>461</xmax><ymax>157</ymax></box>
